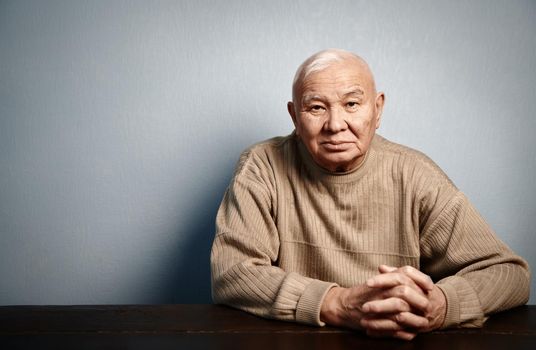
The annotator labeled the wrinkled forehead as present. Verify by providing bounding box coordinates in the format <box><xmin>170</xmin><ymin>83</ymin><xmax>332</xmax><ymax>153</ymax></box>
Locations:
<box><xmin>295</xmin><ymin>60</ymin><xmax>376</xmax><ymax>102</ymax></box>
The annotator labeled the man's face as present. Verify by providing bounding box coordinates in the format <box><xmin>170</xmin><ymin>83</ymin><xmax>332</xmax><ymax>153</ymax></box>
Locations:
<box><xmin>288</xmin><ymin>60</ymin><xmax>384</xmax><ymax>172</ymax></box>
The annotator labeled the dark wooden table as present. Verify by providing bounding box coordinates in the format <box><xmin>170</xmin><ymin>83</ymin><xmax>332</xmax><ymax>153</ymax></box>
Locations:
<box><xmin>1</xmin><ymin>304</ymin><xmax>535</xmax><ymax>349</ymax></box>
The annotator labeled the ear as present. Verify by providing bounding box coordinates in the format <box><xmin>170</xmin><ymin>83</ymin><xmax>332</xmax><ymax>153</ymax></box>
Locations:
<box><xmin>374</xmin><ymin>92</ymin><xmax>385</xmax><ymax>129</ymax></box>
<box><xmin>287</xmin><ymin>101</ymin><xmax>298</xmax><ymax>131</ymax></box>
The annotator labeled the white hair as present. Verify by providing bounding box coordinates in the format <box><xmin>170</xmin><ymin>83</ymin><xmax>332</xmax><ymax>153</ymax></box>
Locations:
<box><xmin>292</xmin><ymin>49</ymin><xmax>373</xmax><ymax>104</ymax></box>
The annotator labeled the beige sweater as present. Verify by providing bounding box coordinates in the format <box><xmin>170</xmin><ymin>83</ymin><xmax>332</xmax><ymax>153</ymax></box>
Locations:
<box><xmin>211</xmin><ymin>133</ymin><xmax>530</xmax><ymax>328</ymax></box>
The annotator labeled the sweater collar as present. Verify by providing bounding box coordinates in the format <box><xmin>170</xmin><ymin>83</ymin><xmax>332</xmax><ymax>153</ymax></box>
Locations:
<box><xmin>296</xmin><ymin>134</ymin><xmax>378</xmax><ymax>184</ymax></box>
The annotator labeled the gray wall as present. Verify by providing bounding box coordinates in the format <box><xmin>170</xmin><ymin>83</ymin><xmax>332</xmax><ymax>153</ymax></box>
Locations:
<box><xmin>1</xmin><ymin>0</ymin><xmax>534</xmax><ymax>305</ymax></box>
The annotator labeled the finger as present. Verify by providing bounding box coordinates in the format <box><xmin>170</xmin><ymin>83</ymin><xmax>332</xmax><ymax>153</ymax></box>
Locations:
<box><xmin>362</xmin><ymin>297</ymin><xmax>411</xmax><ymax>314</ymax></box>
<box><xmin>365</xmin><ymin>284</ymin><xmax>430</xmax><ymax>313</ymax></box>
<box><xmin>389</xmin><ymin>285</ymin><xmax>430</xmax><ymax>312</ymax></box>
<box><xmin>375</xmin><ymin>266</ymin><xmax>434</xmax><ymax>293</ymax></box>
<box><xmin>392</xmin><ymin>311</ymin><xmax>430</xmax><ymax>330</ymax></box>
<box><xmin>366</xmin><ymin>275</ymin><xmax>430</xmax><ymax>312</ymax></box>
<box><xmin>398</xmin><ymin>266</ymin><xmax>434</xmax><ymax>292</ymax></box>
<box><xmin>393</xmin><ymin>330</ymin><xmax>417</xmax><ymax>341</ymax></box>
<box><xmin>361</xmin><ymin>317</ymin><xmax>402</xmax><ymax>331</ymax></box>
<box><xmin>366</xmin><ymin>272</ymin><xmax>420</xmax><ymax>291</ymax></box>
<box><xmin>366</xmin><ymin>329</ymin><xmax>416</xmax><ymax>341</ymax></box>
<box><xmin>378</xmin><ymin>264</ymin><xmax>397</xmax><ymax>273</ymax></box>
<box><xmin>362</xmin><ymin>310</ymin><xmax>429</xmax><ymax>331</ymax></box>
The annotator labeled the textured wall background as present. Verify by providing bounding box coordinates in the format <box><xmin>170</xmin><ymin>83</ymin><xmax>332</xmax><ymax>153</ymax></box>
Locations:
<box><xmin>1</xmin><ymin>0</ymin><xmax>534</xmax><ymax>305</ymax></box>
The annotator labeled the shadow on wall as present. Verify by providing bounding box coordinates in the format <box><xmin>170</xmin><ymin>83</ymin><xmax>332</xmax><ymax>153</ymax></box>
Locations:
<box><xmin>158</xmin><ymin>170</ymin><xmax>233</xmax><ymax>304</ymax></box>
<box><xmin>156</xmin><ymin>125</ymin><xmax>270</xmax><ymax>304</ymax></box>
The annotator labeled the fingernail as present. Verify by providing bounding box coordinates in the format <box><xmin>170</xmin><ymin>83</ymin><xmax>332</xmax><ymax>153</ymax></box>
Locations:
<box><xmin>366</xmin><ymin>279</ymin><xmax>375</xmax><ymax>287</ymax></box>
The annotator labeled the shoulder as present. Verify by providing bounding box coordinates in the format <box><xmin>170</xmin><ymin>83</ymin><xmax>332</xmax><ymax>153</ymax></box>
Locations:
<box><xmin>373</xmin><ymin>135</ymin><xmax>457</xmax><ymax>195</ymax></box>
<box><xmin>240</xmin><ymin>134</ymin><xmax>291</xmax><ymax>160</ymax></box>
<box><xmin>372</xmin><ymin>134</ymin><xmax>455</xmax><ymax>187</ymax></box>
<box><xmin>373</xmin><ymin>135</ymin><xmax>460</xmax><ymax>225</ymax></box>
<box><xmin>373</xmin><ymin>134</ymin><xmax>440</xmax><ymax>169</ymax></box>
<box><xmin>231</xmin><ymin>133</ymin><xmax>295</xmax><ymax>188</ymax></box>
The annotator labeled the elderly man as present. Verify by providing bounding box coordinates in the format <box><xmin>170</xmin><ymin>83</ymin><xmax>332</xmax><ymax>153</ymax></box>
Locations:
<box><xmin>210</xmin><ymin>49</ymin><xmax>530</xmax><ymax>340</ymax></box>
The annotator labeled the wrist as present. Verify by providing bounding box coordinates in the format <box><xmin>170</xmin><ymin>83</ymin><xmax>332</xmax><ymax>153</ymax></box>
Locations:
<box><xmin>320</xmin><ymin>286</ymin><xmax>345</xmax><ymax>326</ymax></box>
<box><xmin>429</xmin><ymin>285</ymin><xmax>447</xmax><ymax>330</ymax></box>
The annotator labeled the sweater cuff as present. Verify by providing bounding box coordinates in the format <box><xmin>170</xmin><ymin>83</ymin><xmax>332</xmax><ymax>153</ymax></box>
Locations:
<box><xmin>436</xmin><ymin>275</ymin><xmax>486</xmax><ymax>329</ymax></box>
<box><xmin>295</xmin><ymin>280</ymin><xmax>338</xmax><ymax>326</ymax></box>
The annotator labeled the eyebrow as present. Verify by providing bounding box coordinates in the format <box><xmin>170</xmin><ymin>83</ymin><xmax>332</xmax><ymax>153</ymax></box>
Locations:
<box><xmin>301</xmin><ymin>87</ymin><xmax>365</xmax><ymax>105</ymax></box>
<box><xmin>301</xmin><ymin>94</ymin><xmax>324</xmax><ymax>105</ymax></box>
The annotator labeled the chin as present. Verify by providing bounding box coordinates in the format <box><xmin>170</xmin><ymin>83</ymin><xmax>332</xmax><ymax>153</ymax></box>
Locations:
<box><xmin>323</xmin><ymin>153</ymin><xmax>356</xmax><ymax>163</ymax></box>
<box><xmin>320</xmin><ymin>154</ymin><xmax>361</xmax><ymax>171</ymax></box>
<box><xmin>320</xmin><ymin>158</ymin><xmax>352</xmax><ymax>171</ymax></box>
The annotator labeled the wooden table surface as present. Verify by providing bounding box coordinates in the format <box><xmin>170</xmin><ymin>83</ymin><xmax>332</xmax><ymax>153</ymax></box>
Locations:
<box><xmin>1</xmin><ymin>304</ymin><xmax>535</xmax><ymax>349</ymax></box>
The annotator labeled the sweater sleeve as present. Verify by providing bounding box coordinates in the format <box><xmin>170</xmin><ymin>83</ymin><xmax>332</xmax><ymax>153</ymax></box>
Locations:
<box><xmin>419</xmin><ymin>188</ymin><xmax>530</xmax><ymax>329</ymax></box>
<box><xmin>210</xmin><ymin>149</ymin><xmax>337</xmax><ymax>326</ymax></box>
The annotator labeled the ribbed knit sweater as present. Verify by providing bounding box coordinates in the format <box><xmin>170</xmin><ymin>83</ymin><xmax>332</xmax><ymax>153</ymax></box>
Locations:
<box><xmin>211</xmin><ymin>133</ymin><xmax>530</xmax><ymax>329</ymax></box>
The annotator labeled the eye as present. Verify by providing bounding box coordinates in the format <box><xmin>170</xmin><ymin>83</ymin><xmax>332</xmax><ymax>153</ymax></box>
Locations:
<box><xmin>309</xmin><ymin>105</ymin><xmax>326</xmax><ymax>114</ymax></box>
<box><xmin>346</xmin><ymin>101</ymin><xmax>359</xmax><ymax>109</ymax></box>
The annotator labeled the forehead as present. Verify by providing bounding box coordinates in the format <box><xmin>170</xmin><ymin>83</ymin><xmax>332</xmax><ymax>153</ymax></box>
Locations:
<box><xmin>299</xmin><ymin>61</ymin><xmax>373</xmax><ymax>98</ymax></box>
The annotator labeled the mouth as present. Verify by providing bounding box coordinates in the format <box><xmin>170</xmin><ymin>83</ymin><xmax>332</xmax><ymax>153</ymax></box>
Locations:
<box><xmin>322</xmin><ymin>140</ymin><xmax>352</xmax><ymax>145</ymax></box>
<box><xmin>321</xmin><ymin>141</ymin><xmax>353</xmax><ymax>151</ymax></box>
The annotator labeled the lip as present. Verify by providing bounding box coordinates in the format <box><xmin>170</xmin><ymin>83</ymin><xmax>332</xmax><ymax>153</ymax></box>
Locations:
<box><xmin>321</xmin><ymin>141</ymin><xmax>353</xmax><ymax>151</ymax></box>
<box><xmin>321</xmin><ymin>140</ymin><xmax>353</xmax><ymax>145</ymax></box>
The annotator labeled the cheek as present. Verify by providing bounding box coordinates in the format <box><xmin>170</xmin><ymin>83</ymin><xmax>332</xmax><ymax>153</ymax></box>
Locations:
<box><xmin>349</xmin><ymin>113</ymin><xmax>374</xmax><ymax>134</ymax></box>
<box><xmin>361</xmin><ymin>119</ymin><xmax>371</xmax><ymax>129</ymax></box>
<box><xmin>298</xmin><ymin>118</ymin><xmax>323</xmax><ymax>137</ymax></box>
<box><xmin>348</xmin><ymin>119</ymin><xmax>367</xmax><ymax>136</ymax></box>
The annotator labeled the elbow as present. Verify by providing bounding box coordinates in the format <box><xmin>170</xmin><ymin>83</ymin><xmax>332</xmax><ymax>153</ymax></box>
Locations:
<box><xmin>210</xmin><ymin>269</ymin><xmax>238</xmax><ymax>307</ymax></box>
<box><xmin>522</xmin><ymin>264</ymin><xmax>531</xmax><ymax>305</ymax></box>
<box><xmin>211</xmin><ymin>277</ymin><xmax>227</xmax><ymax>305</ymax></box>
<box><xmin>210</xmin><ymin>267</ymin><xmax>227</xmax><ymax>305</ymax></box>
<box><xmin>512</xmin><ymin>261</ymin><xmax>531</xmax><ymax>307</ymax></box>
<box><xmin>518</xmin><ymin>258</ymin><xmax>531</xmax><ymax>305</ymax></box>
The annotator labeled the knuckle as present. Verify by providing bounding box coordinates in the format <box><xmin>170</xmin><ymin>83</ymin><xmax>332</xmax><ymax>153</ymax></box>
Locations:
<box><xmin>400</xmin><ymin>274</ymin><xmax>412</xmax><ymax>285</ymax></box>
<box><xmin>395</xmin><ymin>274</ymin><xmax>405</xmax><ymax>285</ymax></box>
<box><xmin>395</xmin><ymin>298</ymin><xmax>408</xmax><ymax>310</ymax></box>
<box><xmin>394</xmin><ymin>286</ymin><xmax>411</xmax><ymax>301</ymax></box>
<box><xmin>400</xmin><ymin>285</ymin><xmax>411</xmax><ymax>296</ymax></box>
<box><xmin>401</xmin><ymin>266</ymin><xmax>413</xmax><ymax>274</ymax></box>
<box><xmin>423</xmin><ymin>300</ymin><xmax>431</xmax><ymax>311</ymax></box>
<box><xmin>421</xmin><ymin>317</ymin><xmax>430</xmax><ymax>327</ymax></box>
<box><xmin>364</xmin><ymin>319</ymin><xmax>378</xmax><ymax>330</ymax></box>
<box><xmin>364</xmin><ymin>303</ymin><xmax>375</xmax><ymax>313</ymax></box>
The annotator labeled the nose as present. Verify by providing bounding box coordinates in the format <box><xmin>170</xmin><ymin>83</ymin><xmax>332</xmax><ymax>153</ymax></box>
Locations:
<box><xmin>324</xmin><ymin>107</ymin><xmax>348</xmax><ymax>133</ymax></box>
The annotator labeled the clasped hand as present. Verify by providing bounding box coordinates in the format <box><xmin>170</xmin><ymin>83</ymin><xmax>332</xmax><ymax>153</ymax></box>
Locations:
<box><xmin>320</xmin><ymin>265</ymin><xmax>446</xmax><ymax>340</ymax></box>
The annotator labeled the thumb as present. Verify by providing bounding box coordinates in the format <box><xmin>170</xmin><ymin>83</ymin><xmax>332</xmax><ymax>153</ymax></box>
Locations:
<box><xmin>378</xmin><ymin>264</ymin><xmax>398</xmax><ymax>273</ymax></box>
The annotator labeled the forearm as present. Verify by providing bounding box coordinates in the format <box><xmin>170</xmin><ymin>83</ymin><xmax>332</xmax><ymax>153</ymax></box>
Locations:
<box><xmin>211</xmin><ymin>232</ymin><xmax>336</xmax><ymax>325</ymax></box>
<box><xmin>421</xmin><ymin>192</ymin><xmax>531</xmax><ymax>328</ymax></box>
<box><xmin>437</xmin><ymin>262</ymin><xmax>530</xmax><ymax>328</ymax></box>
